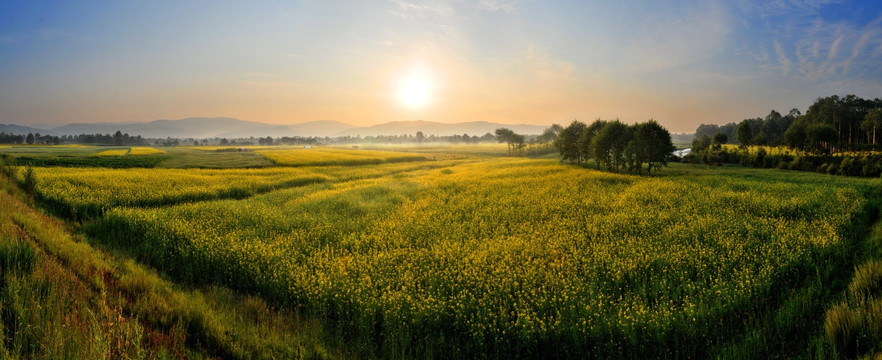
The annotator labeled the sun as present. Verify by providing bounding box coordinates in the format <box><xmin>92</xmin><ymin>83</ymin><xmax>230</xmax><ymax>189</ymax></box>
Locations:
<box><xmin>396</xmin><ymin>68</ymin><xmax>435</xmax><ymax>109</ymax></box>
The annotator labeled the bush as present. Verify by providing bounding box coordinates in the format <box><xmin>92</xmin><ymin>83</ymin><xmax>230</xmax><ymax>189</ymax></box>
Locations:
<box><xmin>21</xmin><ymin>167</ymin><xmax>36</xmax><ymax>195</ymax></box>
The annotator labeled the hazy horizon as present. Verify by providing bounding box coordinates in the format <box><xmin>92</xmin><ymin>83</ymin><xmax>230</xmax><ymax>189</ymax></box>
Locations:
<box><xmin>2</xmin><ymin>1</ymin><xmax>882</xmax><ymax>133</ymax></box>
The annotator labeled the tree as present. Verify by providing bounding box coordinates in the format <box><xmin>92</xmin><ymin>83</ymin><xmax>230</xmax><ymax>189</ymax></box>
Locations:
<box><xmin>593</xmin><ymin>120</ymin><xmax>631</xmax><ymax>172</ymax></box>
<box><xmin>736</xmin><ymin>120</ymin><xmax>753</xmax><ymax>148</ymax></box>
<box><xmin>416</xmin><ymin>131</ymin><xmax>426</xmax><ymax>143</ymax></box>
<box><xmin>113</xmin><ymin>130</ymin><xmax>124</xmax><ymax>146</ymax></box>
<box><xmin>538</xmin><ymin>124</ymin><xmax>562</xmax><ymax>144</ymax></box>
<box><xmin>806</xmin><ymin>123</ymin><xmax>837</xmax><ymax>153</ymax></box>
<box><xmin>579</xmin><ymin>119</ymin><xmax>607</xmax><ymax>167</ymax></box>
<box><xmin>628</xmin><ymin>120</ymin><xmax>675</xmax><ymax>174</ymax></box>
<box><xmin>862</xmin><ymin>108</ymin><xmax>882</xmax><ymax>145</ymax></box>
<box><xmin>784</xmin><ymin>120</ymin><xmax>808</xmax><ymax>150</ymax></box>
<box><xmin>692</xmin><ymin>134</ymin><xmax>712</xmax><ymax>153</ymax></box>
<box><xmin>495</xmin><ymin>128</ymin><xmax>525</xmax><ymax>155</ymax></box>
<box><xmin>712</xmin><ymin>132</ymin><xmax>727</xmax><ymax>150</ymax></box>
<box><xmin>762</xmin><ymin>110</ymin><xmax>784</xmax><ymax>145</ymax></box>
<box><xmin>555</xmin><ymin>121</ymin><xmax>586</xmax><ymax>164</ymax></box>
<box><xmin>25</xmin><ymin>133</ymin><xmax>34</xmax><ymax>145</ymax></box>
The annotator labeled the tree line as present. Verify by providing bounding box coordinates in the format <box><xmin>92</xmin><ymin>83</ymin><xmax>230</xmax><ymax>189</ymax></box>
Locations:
<box><xmin>693</xmin><ymin>94</ymin><xmax>882</xmax><ymax>154</ymax></box>
<box><xmin>687</xmin><ymin>94</ymin><xmax>882</xmax><ymax>177</ymax></box>
<box><xmin>554</xmin><ymin>119</ymin><xmax>675</xmax><ymax>174</ymax></box>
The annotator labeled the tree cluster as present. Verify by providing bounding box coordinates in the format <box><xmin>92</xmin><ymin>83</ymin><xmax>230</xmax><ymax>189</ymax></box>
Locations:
<box><xmin>693</xmin><ymin>94</ymin><xmax>882</xmax><ymax>155</ymax></box>
<box><xmin>494</xmin><ymin>128</ymin><xmax>526</xmax><ymax>154</ymax></box>
<box><xmin>492</xmin><ymin>125</ymin><xmax>562</xmax><ymax>156</ymax></box>
<box><xmin>556</xmin><ymin>119</ymin><xmax>675</xmax><ymax>174</ymax></box>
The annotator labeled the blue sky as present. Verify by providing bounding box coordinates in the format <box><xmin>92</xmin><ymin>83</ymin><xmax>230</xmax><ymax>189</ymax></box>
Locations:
<box><xmin>1</xmin><ymin>0</ymin><xmax>881</xmax><ymax>133</ymax></box>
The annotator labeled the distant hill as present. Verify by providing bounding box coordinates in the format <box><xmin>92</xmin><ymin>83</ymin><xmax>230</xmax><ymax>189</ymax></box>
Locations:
<box><xmin>334</xmin><ymin>120</ymin><xmax>547</xmax><ymax>137</ymax></box>
<box><xmin>3</xmin><ymin>118</ymin><xmax>550</xmax><ymax>139</ymax></box>
<box><xmin>0</xmin><ymin>124</ymin><xmax>52</xmax><ymax>136</ymax></box>
<box><xmin>287</xmin><ymin>120</ymin><xmax>355</xmax><ymax>138</ymax></box>
<box><xmin>52</xmin><ymin>117</ymin><xmax>297</xmax><ymax>139</ymax></box>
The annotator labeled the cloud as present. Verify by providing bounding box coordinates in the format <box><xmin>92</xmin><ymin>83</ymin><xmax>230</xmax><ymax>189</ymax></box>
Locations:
<box><xmin>623</xmin><ymin>1</ymin><xmax>732</xmax><ymax>72</ymax></box>
<box><xmin>756</xmin><ymin>6</ymin><xmax>882</xmax><ymax>88</ymax></box>
<box><xmin>388</xmin><ymin>0</ymin><xmax>452</xmax><ymax>19</ymax></box>
<box><xmin>774</xmin><ymin>41</ymin><xmax>792</xmax><ymax>76</ymax></box>
<box><xmin>479</xmin><ymin>0</ymin><xmax>515</xmax><ymax>12</ymax></box>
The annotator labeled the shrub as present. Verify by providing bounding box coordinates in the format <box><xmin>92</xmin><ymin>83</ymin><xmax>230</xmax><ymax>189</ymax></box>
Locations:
<box><xmin>21</xmin><ymin>167</ymin><xmax>36</xmax><ymax>195</ymax></box>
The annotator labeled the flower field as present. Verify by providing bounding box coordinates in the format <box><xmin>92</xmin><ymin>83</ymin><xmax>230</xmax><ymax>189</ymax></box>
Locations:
<box><xmin>28</xmin><ymin>156</ymin><xmax>873</xmax><ymax>357</ymax></box>
<box><xmin>256</xmin><ymin>147</ymin><xmax>428</xmax><ymax>166</ymax></box>
<box><xmin>91</xmin><ymin>148</ymin><xmax>129</xmax><ymax>156</ymax></box>
<box><xmin>128</xmin><ymin>146</ymin><xmax>165</xmax><ymax>155</ymax></box>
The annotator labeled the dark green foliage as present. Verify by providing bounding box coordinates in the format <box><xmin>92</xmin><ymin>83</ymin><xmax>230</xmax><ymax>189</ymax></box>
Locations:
<box><xmin>712</xmin><ymin>132</ymin><xmax>728</xmax><ymax>148</ymax></box>
<box><xmin>692</xmin><ymin>134</ymin><xmax>711</xmax><ymax>153</ymax></box>
<box><xmin>558</xmin><ymin>119</ymin><xmax>674</xmax><ymax>174</ymax></box>
<box><xmin>14</xmin><ymin>155</ymin><xmax>168</xmax><ymax>168</ymax></box>
<box><xmin>592</xmin><ymin>120</ymin><xmax>631</xmax><ymax>171</ymax></box>
<box><xmin>555</xmin><ymin>120</ymin><xmax>587</xmax><ymax>164</ymax></box>
<box><xmin>21</xmin><ymin>167</ymin><xmax>35</xmax><ymax>196</ymax></box>
<box><xmin>736</xmin><ymin>119</ymin><xmax>753</xmax><ymax>147</ymax></box>
<box><xmin>626</xmin><ymin>120</ymin><xmax>675</xmax><ymax>174</ymax></box>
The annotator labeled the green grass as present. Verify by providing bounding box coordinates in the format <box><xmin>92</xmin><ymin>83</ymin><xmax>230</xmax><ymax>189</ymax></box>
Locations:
<box><xmin>155</xmin><ymin>147</ymin><xmax>275</xmax><ymax>168</ymax></box>
<box><xmin>0</xmin><ymin>145</ymin><xmax>169</xmax><ymax>168</ymax></box>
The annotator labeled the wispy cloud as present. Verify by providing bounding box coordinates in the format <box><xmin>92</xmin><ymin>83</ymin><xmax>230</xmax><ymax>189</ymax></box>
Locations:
<box><xmin>755</xmin><ymin>6</ymin><xmax>882</xmax><ymax>91</ymax></box>
<box><xmin>623</xmin><ymin>1</ymin><xmax>731</xmax><ymax>72</ymax></box>
<box><xmin>774</xmin><ymin>40</ymin><xmax>792</xmax><ymax>76</ymax></box>
<box><xmin>479</xmin><ymin>0</ymin><xmax>515</xmax><ymax>12</ymax></box>
<box><xmin>388</xmin><ymin>0</ymin><xmax>452</xmax><ymax>19</ymax></box>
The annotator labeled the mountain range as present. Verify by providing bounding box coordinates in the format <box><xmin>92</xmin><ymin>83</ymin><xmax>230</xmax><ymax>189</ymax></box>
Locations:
<box><xmin>0</xmin><ymin>117</ymin><xmax>549</xmax><ymax>139</ymax></box>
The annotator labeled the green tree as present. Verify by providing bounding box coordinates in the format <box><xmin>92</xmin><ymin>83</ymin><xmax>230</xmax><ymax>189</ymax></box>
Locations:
<box><xmin>861</xmin><ymin>108</ymin><xmax>882</xmax><ymax>145</ymax></box>
<box><xmin>806</xmin><ymin>123</ymin><xmax>836</xmax><ymax>153</ymax></box>
<box><xmin>628</xmin><ymin>120</ymin><xmax>675</xmax><ymax>174</ymax></box>
<box><xmin>555</xmin><ymin>121</ymin><xmax>586</xmax><ymax>164</ymax></box>
<box><xmin>577</xmin><ymin>119</ymin><xmax>607</xmax><ymax>166</ymax></box>
<box><xmin>712</xmin><ymin>132</ymin><xmax>727</xmax><ymax>150</ymax></box>
<box><xmin>736</xmin><ymin>120</ymin><xmax>753</xmax><ymax>148</ymax></box>
<box><xmin>113</xmin><ymin>130</ymin><xmax>124</xmax><ymax>146</ymax></box>
<box><xmin>25</xmin><ymin>133</ymin><xmax>34</xmax><ymax>145</ymax></box>
<box><xmin>692</xmin><ymin>134</ymin><xmax>712</xmax><ymax>153</ymax></box>
<box><xmin>784</xmin><ymin>120</ymin><xmax>808</xmax><ymax>151</ymax></box>
<box><xmin>593</xmin><ymin>120</ymin><xmax>631</xmax><ymax>172</ymax></box>
<box><xmin>495</xmin><ymin>128</ymin><xmax>525</xmax><ymax>155</ymax></box>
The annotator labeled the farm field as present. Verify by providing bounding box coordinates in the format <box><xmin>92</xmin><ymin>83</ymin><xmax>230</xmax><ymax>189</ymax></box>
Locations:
<box><xmin>6</xmin><ymin>144</ymin><xmax>880</xmax><ymax>358</ymax></box>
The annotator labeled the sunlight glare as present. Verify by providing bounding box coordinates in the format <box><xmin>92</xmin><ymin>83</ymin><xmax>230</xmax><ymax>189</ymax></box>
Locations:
<box><xmin>396</xmin><ymin>67</ymin><xmax>435</xmax><ymax>109</ymax></box>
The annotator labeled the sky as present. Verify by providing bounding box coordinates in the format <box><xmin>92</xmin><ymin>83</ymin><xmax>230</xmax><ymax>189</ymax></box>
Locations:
<box><xmin>1</xmin><ymin>1</ymin><xmax>882</xmax><ymax>133</ymax></box>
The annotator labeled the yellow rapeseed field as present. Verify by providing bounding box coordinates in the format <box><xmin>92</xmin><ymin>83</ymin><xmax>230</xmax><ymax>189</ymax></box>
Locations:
<box><xmin>91</xmin><ymin>148</ymin><xmax>129</xmax><ymax>156</ymax></box>
<box><xmin>39</xmin><ymin>156</ymin><xmax>870</xmax><ymax>356</ymax></box>
<box><xmin>128</xmin><ymin>146</ymin><xmax>165</xmax><ymax>155</ymax></box>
